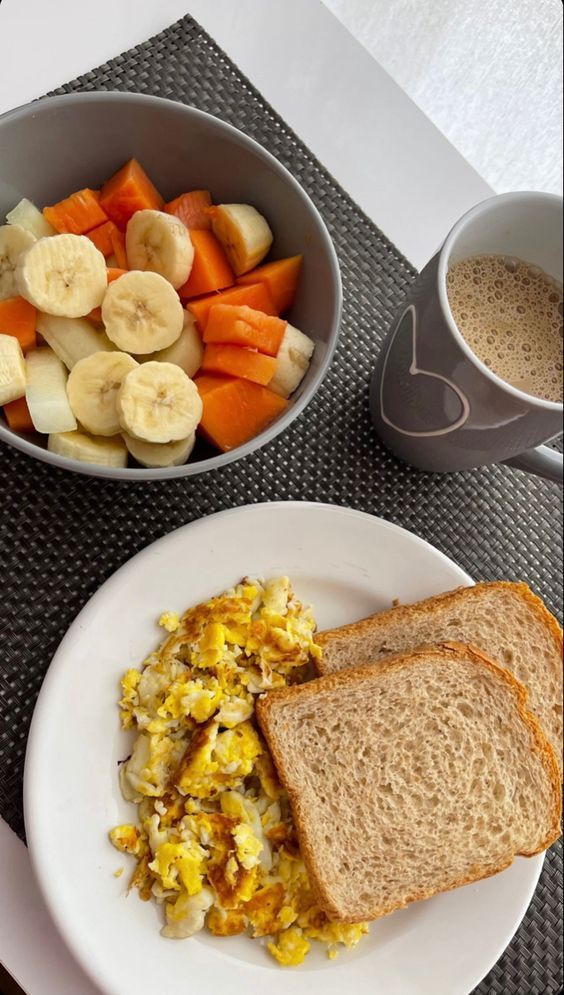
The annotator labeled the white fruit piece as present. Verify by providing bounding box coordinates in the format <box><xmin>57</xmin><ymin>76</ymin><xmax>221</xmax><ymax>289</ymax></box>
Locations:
<box><xmin>36</xmin><ymin>314</ymin><xmax>115</xmax><ymax>370</ymax></box>
<box><xmin>102</xmin><ymin>270</ymin><xmax>184</xmax><ymax>354</ymax></box>
<box><xmin>210</xmin><ymin>204</ymin><xmax>273</xmax><ymax>276</ymax></box>
<box><xmin>25</xmin><ymin>347</ymin><xmax>77</xmax><ymax>434</ymax></box>
<box><xmin>123</xmin><ymin>432</ymin><xmax>196</xmax><ymax>468</ymax></box>
<box><xmin>117</xmin><ymin>362</ymin><xmax>202</xmax><ymax>444</ymax></box>
<box><xmin>6</xmin><ymin>199</ymin><xmax>56</xmax><ymax>239</ymax></box>
<box><xmin>0</xmin><ymin>334</ymin><xmax>27</xmax><ymax>405</ymax></box>
<box><xmin>140</xmin><ymin>311</ymin><xmax>203</xmax><ymax>377</ymax></box>
<box><xmin>16</xmin><ymin>234</ymin><xmax>107</xmax><ymax>317</ymax></box>
<box><xmin>66</xmin><ymin>351</ymin><xmax>138</xmax><ymax>437</ymax></box>
<box><xmin>269</xmin><ymin>323</ymin><xmax>315</xmax><ymax>398</ymax></box>
<box><xmin>126</xmin><ymin>210</ymin><xmax>194</xmax><ymax>289</ymax></box>
<box><xmin>0</xmin><ymin>224</ymin><xmax>36</xmax><ymax>300</ymax></box>
<box><xmin>48</xmin><ymin>430</ymin><xmax>128</xmax><ymax>467</ymax></box>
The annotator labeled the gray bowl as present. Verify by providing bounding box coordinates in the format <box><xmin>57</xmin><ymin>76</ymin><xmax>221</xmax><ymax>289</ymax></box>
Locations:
<box><xmin>0</xmin><ymin>92</ymin><xmax>341</xmax><ymax>480</ymax></box>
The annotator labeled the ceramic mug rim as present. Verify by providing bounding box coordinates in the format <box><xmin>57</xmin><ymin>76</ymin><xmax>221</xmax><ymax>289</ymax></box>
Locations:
<box><xmin>437</xmin><ymin>190</ymin><xmax>563</xmax><ymax>413</ymax></box>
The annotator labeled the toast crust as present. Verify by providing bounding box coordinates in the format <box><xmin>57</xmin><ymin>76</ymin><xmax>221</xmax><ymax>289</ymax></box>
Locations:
<box><xmin>314</xmin><ymin>581</ymin><xmax>563</xmax><ymax>677</ymax></box>
<box><xmin>257</xmin><ymin>642</ymin><xmax>562</xmax><ymax>923</ymax></box>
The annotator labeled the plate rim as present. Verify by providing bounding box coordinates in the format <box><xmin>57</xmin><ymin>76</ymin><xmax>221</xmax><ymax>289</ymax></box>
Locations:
<box><xmin>23</xmin><ymin>500</ymin><xmax>544</xmax><ymax>995</ymax></box>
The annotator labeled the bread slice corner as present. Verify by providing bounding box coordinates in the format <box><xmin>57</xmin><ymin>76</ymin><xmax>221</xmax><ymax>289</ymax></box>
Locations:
<box><xmin>314</xmin><ymin>581</ymin><xmax>563</xmax><ymax>768</ymax></box>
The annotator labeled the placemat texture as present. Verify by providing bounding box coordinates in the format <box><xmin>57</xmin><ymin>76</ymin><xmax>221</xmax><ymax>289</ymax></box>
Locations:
<box><xmin>0</xmin><ymin>15</ymin><xmax>562</xmax><ymax>994</ymax></box>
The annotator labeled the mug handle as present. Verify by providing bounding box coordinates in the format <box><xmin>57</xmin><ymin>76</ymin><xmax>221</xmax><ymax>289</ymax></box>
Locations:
<box><xmin>504</xmin><ymin>445</ymin><xmax>563</xmax><ymax>484</ymax></box>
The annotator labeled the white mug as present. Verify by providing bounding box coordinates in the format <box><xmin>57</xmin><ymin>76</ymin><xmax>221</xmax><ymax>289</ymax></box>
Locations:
<box><xmin>370</xmin><ymin>192</ymin><xmax>563</xmax><ymax>482</ymax></box>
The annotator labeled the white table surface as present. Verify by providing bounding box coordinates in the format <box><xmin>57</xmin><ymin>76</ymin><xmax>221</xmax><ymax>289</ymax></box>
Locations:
<box><xmin>325</xmin><ymin>0</ymin><xmax>563</xmax><ymax>197</ymax></box>
<box><xmin>0</xmin><ymin>1</ymin><xmax>549</xmax><ymax>992</ymax></box>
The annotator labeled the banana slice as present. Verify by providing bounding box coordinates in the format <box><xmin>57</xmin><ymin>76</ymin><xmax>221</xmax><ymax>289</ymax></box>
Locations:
<box><xmin>209</xmin><ymin>204</ymin><xmax>273</xmax><ymax>276</ymax></box>
<box><xmin>66</xmin><ymin>351</ymin><xmax>138</xmax><ymax>436</ymax></box>
<box><xmin>102</xmin><ymin>270</ymin><xmax>184</xmax><ymax>354</ymax></box>
<box><xmin>269</xmin><ymin>323</ymin><xmax>315</xmax><ymax>398</ymax></box>
<box><xmin>6</xmin><ymin>199</ymin><xmax>56</xmax><ymax>239</ymax></box>
<box><xmin>139</xmin><ymin>311</ymin><xmax>203</xmax><ymax>377</ymax></box>
<box><xmin>117</xmin><ymin>362</ymin><xmax>202</xmax><ymax>443</ymax></box>
<box><xmin>36</xmin><ymin>314</ymin><xmax>115</xmax><ymax>370</ymax></box>
<box><xmin>25</xmin><ymin>347</ymin><xmax>77</xmax><ymax>433</ymax></box>
<box><xmin>48</xmin><ymin>430</ymin><xmax>128</xmax><ymax>467</ymax></box>
<box><xmin>0</xmin><ymin>224</ymin><xmax>36</xmax><ymax>300</ymax></box>
<box><xmin>0</xmin><ymin>334</ymin><xmax>27</xmax><ymax>405</ymax></box>
<box><xmin>16</xmin><ymin>233</ymin><xmax>107</xmax><ymax>318</ymax></box>
<box><xmin>123</xmin><ymin>431</ymin><xmax>196</xmax><ymax>468</ymax></box>
<box><xmin>126</xmin><ymin>210</ymin><xmax>194</xmax><ymax>289</ymax></box>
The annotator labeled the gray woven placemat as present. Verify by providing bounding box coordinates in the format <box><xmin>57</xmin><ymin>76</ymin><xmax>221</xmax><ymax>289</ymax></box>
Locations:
<box><xmin>0</xmin><ymin>15</ymin><xmax>562</xmax><ymax>994</ymax></box>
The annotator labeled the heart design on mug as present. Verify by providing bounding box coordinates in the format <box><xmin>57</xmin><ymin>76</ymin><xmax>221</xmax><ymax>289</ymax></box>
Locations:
<box><xmin>379</xmin><ymin>305</ymin><xmax>470</xmax><ymax>437</ymax></box>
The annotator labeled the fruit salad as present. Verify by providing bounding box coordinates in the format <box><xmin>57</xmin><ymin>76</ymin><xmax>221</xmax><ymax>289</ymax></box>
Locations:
<box><xmin>0</xmin><ymin>159</ymin><xmax>314</xmax><ymax>469</ymax></box>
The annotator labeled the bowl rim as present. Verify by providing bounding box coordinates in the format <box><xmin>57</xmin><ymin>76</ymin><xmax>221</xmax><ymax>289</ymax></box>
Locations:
<box><xmin>0</xmin><ymin>91</ymin><xmax>342</xmax><ymax>481</ymax></box>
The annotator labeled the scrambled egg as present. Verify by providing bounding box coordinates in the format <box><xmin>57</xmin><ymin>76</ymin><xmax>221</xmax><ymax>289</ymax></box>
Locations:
<box><xmin>109</xmin><ymin>578</ymin><xmax>368</xmax><ymax>965</ymax></box>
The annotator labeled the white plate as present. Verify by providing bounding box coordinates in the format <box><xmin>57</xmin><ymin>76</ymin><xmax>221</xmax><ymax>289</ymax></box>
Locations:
<box><xmin>24</xmin><ymin>502</ymin><xmax>543</xmax><ymax>995</ymax></box>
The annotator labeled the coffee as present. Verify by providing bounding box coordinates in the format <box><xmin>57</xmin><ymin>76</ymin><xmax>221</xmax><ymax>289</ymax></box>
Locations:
<box><xmin>446</xmin><ymin>254</ymin><xmax>563</xmax><ymax>403</ymax></box>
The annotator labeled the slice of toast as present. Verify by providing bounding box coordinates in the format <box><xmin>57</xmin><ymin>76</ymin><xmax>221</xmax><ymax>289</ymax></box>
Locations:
<box><xmin>257</xmin><ymin>643</ymin><xmax>562</xmax><ymax>923</ymax></box>
<box><xmin>315</xmin><ymin>582</ymin><xmax>563</xmax><ymax>767</ymax></box>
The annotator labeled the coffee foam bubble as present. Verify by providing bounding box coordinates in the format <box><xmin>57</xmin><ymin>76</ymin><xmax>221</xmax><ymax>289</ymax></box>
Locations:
<box><xmin>447</xmin><ymin>254</ymin><xmax>563</xmax><ymax>403</ymax></box>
